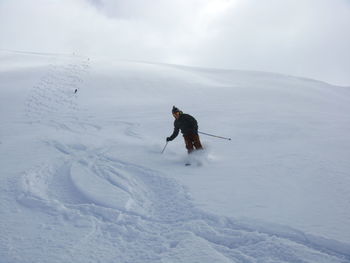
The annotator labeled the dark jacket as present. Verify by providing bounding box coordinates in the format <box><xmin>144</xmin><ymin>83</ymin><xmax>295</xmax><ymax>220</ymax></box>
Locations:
<box><xmin>168</xmin><ymin>113</ymin><xmax>198</xmax><ymax>141</ymax></box>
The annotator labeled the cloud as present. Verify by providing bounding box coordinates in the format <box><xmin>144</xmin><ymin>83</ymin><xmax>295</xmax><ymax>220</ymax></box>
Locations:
<box><xmin>0</xmin><ymin>0</ymin><xmax>349</xmax><ymax>85</ymax></box>
<box><xmin>189</xmin><ymin>0</ymin><xmax>350</xmax><ymax>85</ymax></box>
<box><xmin>0</xmin><ymin>0</ymin><xmax>205</xmax><ymax>61</ymax></box>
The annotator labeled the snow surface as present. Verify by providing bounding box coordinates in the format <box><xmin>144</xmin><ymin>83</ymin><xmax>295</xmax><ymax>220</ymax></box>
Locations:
<box><xmin>1</xmin><ymin>50</ymin><xmax>350</xmax><ymax>262</ymax></box>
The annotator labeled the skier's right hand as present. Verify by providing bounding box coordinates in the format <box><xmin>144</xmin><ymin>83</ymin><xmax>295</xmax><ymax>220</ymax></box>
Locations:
<box><xmin>166</xmin><ymin>137</ymin><xmax>171</xmax><ymax>142</ymax></box>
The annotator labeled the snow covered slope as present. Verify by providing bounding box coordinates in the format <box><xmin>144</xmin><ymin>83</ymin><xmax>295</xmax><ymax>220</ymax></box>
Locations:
<box><xmin>1</xmin><ymin>50</ymin><xmax>350</xmax><ymax>262</ymax></box>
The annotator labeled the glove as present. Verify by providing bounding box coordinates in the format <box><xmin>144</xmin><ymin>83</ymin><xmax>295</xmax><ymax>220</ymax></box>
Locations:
<box><xmin>166</xmin><ymin>137</ymin><xmax>171</xmax><ymax>142</ymax></box>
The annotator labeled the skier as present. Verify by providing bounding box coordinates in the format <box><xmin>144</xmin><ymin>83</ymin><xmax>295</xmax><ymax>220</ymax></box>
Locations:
<box><xmin>166</xmin><ymin>106</ymin><xmax>203</xmax><ymax>154</ymax></box>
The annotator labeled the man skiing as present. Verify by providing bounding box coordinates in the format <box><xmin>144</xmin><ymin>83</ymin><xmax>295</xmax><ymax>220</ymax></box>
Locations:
<box><xmin>166</xmin><ymin>106</ymin><xmax>203</xmax><ymax>154</ymax></box>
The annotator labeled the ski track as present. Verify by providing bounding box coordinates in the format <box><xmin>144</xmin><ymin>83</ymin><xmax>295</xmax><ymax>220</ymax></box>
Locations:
<box><xmin>17</xmin><ymin>143</ymin><xmax>350</xmax><ymax>262</ymax></box>
<box><xmin>12</xmin><ymin>57</ymin><xmax>350</xmax><ymax>262</ymax></box>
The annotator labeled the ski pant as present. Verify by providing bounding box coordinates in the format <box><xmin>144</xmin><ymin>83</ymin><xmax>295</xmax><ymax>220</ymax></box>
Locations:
<box><xmin>183</xmin><ymin>133</ymin><xmax>203</xmax><ymax>154</ymax></box>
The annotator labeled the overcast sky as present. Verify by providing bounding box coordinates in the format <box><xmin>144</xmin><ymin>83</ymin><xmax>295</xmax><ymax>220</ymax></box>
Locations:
<box><xmin>1</xmin><ymin>0</ymin><xmax>349</xmax><ymax>85</ymax></box>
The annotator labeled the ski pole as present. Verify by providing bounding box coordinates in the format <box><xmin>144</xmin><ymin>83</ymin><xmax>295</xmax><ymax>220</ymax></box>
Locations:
<box><xmin>161</xmin><ymin>141</ymin><xmax>169</xmax><ymax>154</ymax></box>
<box><xmin>198</xmin><ymin>131</ymin><xmax>231</xmax><ymax>141</ymax></box>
